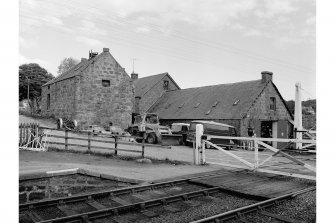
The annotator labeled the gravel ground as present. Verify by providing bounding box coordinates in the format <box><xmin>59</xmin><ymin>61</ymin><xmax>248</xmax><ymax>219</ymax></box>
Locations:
<box><xmin>92</xmin><ymin>192</ymin><xmax>257</xmax><ymax>223</ymax></box>
<box><xmin>92</xmin><ymin>189</ymin><xmax>316</xmax><ymax>223</ymax></box>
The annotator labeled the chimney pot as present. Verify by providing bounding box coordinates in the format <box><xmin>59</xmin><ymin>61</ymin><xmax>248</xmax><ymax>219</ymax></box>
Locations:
<box><xmin>261</xmin><ymin>71</ymin><xmax>273</xmax><ymax>83</ymax></box>
<box><xmin>103</xmin><ymin>48</ymin><xmax>109</xmax><ymax>52</ymax></box>
<box><xmin>131</xmin><ymin>72</ymin><xmax>138</xmax><ymax>80</ymax></box>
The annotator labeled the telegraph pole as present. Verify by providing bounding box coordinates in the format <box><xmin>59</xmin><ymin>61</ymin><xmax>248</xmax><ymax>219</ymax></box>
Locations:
<box><xmin>26</xmin><ymin>76</ymin><xmax>29</xmax><ymax>103</ymax></box>
<box><xmin>294</xmin><ymin>82</ymin><xmax>302</xmax><ymax>150</ymax></box>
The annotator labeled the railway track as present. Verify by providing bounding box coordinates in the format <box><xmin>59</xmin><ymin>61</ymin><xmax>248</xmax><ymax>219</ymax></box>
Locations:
<box><xmin>19</xmin><ymin>171</ymin><xmax>238</xmax><ymax>223</ymax></box>
<box><xmin>191</xmin><ymin>186</ymin><xmax>316</xmax><ymax>223</ymax></box>
<box><xmin>19</xmin><ymin>172</ymin><xmax>315</xmax><ymax>223</ymax></box>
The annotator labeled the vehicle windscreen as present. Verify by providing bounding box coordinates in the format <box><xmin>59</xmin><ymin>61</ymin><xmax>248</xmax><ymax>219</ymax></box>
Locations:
<box><xmin>171</xmin><ymin>125</ymin><xmax>182</xmax><ymax>132</ymax></box>
<box><xmin>145</xmin><ymin>114</ymin><xmax>158</xmax><ymax>124</ymax></box>
<box><xmin>134</xmin><ymin>116</ymin><xmax>143</xmax><ymax>124</ymax></box>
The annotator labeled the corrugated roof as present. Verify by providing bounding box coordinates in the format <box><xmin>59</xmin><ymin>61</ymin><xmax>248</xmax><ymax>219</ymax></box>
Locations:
<box><xmin>43</xmin><ymin>54</ymin><xmax>102</xmax><ymax>86</ymax></box>
<box><xmin>148</xmin><ymin>79</ymin><xmax>268</xmax><ymax>120</ymax></box>
<box><xmin>134</xmin><ymin>72</ymin><xmax>180</xmax><ymax>97</ymax></box>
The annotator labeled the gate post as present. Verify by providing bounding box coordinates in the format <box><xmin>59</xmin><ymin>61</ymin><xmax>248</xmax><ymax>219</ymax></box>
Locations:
<box><xmin>201</xmin><ymin>140</ymin><xmax>206</xmax><ymax>165</ymax></box>
<box><xmin>254</xmin><ymin>139</ymin><xmax>259</xmax><ymax>169</ymax></box>
<box><xmin>195</xmin><ymin>124</ymin><xmax>204</xmax><ymax>165</ymax></box>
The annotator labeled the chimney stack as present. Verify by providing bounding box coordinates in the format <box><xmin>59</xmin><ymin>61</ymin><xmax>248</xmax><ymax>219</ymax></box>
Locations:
<box><xmin>103</xmin><ymin>48</ymin><xmax>109</xmax><ymax>52</ymax></box>
<box><xmin>261</xmin><ymin>71</ymin><xmax>273</xmax><ymax>83</ymax></box>
<box><xmin>81</xmin><ymin>58</ymin><xmax>87</xmax><ymax>62</ymax></box>
<box><xmin>131</xmin><ymin>72</ymin><xmax>138</xmax><ymax>80</ymax></box>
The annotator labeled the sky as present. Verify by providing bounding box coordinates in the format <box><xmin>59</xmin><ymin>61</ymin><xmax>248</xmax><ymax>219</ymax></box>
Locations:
<box><xmin>19</xmin><ymin>0</ymin><xmax>315</xmax><ymax>100</ymax></box>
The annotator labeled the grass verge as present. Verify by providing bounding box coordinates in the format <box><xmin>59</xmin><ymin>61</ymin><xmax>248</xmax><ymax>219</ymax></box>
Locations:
<box><xmin>47</xmin><ymin>147</ymin><xmax>189</xmax><ymax>165</ymax></box>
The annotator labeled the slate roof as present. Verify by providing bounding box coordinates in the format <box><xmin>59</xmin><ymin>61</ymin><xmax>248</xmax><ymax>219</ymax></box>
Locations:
<box><xmin>43</xmin><ymin>53</ymin><xmax>103</xmax><ymax>86</ymax></box>
<box><xmin>134</xmin><ymin>72</ymin><xmax>180</xmax><ymax>97</ymax></box>
<box><xmin>148</xmin><ymin>79</ymin><xmax>272</xmax><ymax>120</ymax></box>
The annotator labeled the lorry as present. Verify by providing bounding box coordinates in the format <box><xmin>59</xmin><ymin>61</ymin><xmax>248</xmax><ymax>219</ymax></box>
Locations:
<box><xmin>186</xmin><ymin>120</ymin><xmax>238</xmax><ymax>149</ymax></box>
<box><xmin>128</xmin><ymin>113</ymin><xmax>182</xmax><ymax>146</ymax></box>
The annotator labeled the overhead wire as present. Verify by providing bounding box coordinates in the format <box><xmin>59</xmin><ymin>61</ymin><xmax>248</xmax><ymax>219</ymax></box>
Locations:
<box><xmin>20</xmin><ymin>0</ymin><xmax>315</xmax><ymax>75</ymax></box>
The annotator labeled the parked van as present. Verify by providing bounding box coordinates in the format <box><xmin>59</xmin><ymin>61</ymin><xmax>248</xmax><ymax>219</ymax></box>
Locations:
<box><xmin>186</xmin><ymin>120</ymin><xmax>237</xmax><ymax>149</ymax></box>
<box><xmin>171</xmin><ymin>123</ymin><xmax>190</xmax><ymax>145</ymax></box>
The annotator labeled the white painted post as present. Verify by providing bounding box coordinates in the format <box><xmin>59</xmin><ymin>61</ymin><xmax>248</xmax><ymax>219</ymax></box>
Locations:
<box><xmin>201</xmin><ymin>140</ymin><xmax>206</xmax><ymax>165</ymax></box>
<box><xmin>294</xmin><ymin>83</ymin><xmax>303</xmax><ymax>150</ymax></box>
<box><xmin>195</xmin><ymin>124</ymin><xmax>204</xmax><ymax>165</ymax></box>
<box><xmin>254</xmin><ymin>139</ymin><xmax>259</xmax><ymax>169</ymax></box>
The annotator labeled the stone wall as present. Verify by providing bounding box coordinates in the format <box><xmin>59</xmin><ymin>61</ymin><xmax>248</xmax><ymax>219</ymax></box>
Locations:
<box><xmin>240</xmin><ymin>82</ymin><xmax>292</xmax><ymax>137</ymax></box>
<box><xmin>41</xmin><ymin>78</ymin><xmax>77</xmax><ymax>119</ymax></box>
<box><xmin>139</xmin><ymin>75</ymin><xmax>179</xmax><ymax>113</ymax></box>
<box><xmin>75</xmin><ymin>52</ymin><xmax>134</xmax><ymax>129</ymax></box>
<box><xmin>41</xmin><ymin>50</ymin><xmax>134</xmax><ymax>129</ymax></box>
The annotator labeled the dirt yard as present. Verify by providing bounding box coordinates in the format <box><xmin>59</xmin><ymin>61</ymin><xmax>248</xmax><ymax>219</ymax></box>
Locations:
<box><xmin>19</xmin><ymin>114</ymin><xmax>316</xmax><ymax>181</ymax></box>
<box><xmin>19</xmin><ymin>150</ymin><xmax>224</xmax><ymax>182</ymax></box>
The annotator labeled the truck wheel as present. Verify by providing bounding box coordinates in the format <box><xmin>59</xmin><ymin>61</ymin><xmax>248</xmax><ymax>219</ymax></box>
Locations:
<box><xmin>57</xmin><ymin>118</ymin><xmax>63</xmax><ymax>129</ymax></box>
<box><xmin>146</xmin><ymin>134</ymin><xmax>156</xmax><ymax>144</ymax></box>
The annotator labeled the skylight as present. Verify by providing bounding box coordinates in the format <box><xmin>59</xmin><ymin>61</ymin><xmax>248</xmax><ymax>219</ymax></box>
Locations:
<box><xmin>233</xmin><ymin>100</ymin><xmax>240</xmax><ymax>105</ymax></box>
<box><xmin>212</xmin><ymin>101</ymin><xmax>219</xmax><ymax>107</ymax></box>
<box><xmin>194</xmin><ymin>102</ymin><xmax>201</xmax><ymax>108</ymax></box>
<box><xmin>206</xmin><ymin>110</ymin><xmax>211</xmax><ymax>115</ymax></box>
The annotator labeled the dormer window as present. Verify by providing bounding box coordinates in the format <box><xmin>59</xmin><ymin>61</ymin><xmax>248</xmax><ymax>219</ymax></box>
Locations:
<box><xmin>178</xmin><ymin>102</ymin><xmax>185</xmax><ymax>108</ymax></box>
<box><xmin>233</xmin><ymin>100</ymin><xmax>240</xmax><ymax>106</ymax></box>
<box><xmin>194</xmin><ymin>102</ymin><xmax>201</xmax><ymax>108</ymax></box>
<box><xmin>163</xmin><ymin>80</ymin><xmax>169</xmax><ymax>90</ymax></box>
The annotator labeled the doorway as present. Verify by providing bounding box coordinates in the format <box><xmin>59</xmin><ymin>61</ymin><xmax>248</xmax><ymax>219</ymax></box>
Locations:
<box><xmin>261</xmin><ymin>121</ymin><xmax>273</xmax><ymax>146</ymax></box>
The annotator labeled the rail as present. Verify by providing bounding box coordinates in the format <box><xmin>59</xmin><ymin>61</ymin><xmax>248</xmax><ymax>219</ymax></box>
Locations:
<box><xmin>190</xmin><ymin>186</ymin><xmax>316</xmax><ymax>223</ymax></box>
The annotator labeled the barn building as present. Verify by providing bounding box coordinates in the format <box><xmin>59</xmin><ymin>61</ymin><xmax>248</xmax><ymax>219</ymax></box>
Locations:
<box><xmin>131</xmin><ymin>72</ymin><xmax>180</xmax><ymax>114</ymax></box>
<box><xmin>41</xmin><ymin>48</ymin><xmax>134</xmax><ymax>129</ymax></box>
<box><xmin>135</xmin><ymin>71</ymin><xmax>293</xmax><ymax>148</ymax></box>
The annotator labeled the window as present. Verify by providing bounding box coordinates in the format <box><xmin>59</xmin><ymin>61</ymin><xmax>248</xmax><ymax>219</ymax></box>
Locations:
<box><xmin>102</xmin><ymin>80</ymin><xmax>110</xmax><ymax>87</ymax></box>
<box><xmin>163</xmin><ymin>80</ymin><xmax>169</xmax><ymax>90</ymax></box>
<box><xmin>47</xmin><ymin>94</ymin><xmax>50</xmax><ymax>110</ymax></box>
<box><xmin>270</xmin><ymin>97</ymin><xmax>276</xmax><ymax>110</ymax></box>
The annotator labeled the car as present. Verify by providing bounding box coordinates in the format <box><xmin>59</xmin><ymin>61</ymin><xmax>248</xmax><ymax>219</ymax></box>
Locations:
<box><xmin>186</xmin><ymin>120</ymin><xmax>237</xmax><ymax>149</ymax></box>
<box><xmin>83</xmin><ymin>125</ymin><xmax>110</xmax><ymax>136</ymax></box>
<box><xmin>170</xmin><ymin>123</ymin><xmax>190</xmax><ymax>145</ymax></box>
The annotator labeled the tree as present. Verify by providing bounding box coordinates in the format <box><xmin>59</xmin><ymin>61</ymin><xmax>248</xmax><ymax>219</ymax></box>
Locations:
<box><xmin>57</xmin><ymin>57</ymin><xmax>79</xmax><ymax>75</ymax></box>
<box><xmin>19</xmin><ymin>63</ymin><xmax>54</xmax><ymax>113</ymax></box>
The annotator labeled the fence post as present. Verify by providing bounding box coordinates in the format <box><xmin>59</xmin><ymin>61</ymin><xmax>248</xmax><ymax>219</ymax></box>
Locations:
<box><xmin>195</xmin><ymin>124</ymin><xmax>204</xmax><ymax>165</ymax></box>
<box><xmin>19</xmin><ymin>124</ymin><xmax>22</xmax><ymax>146</ymax></box>
<box><xmin>254</xmin><ymin>139</ymin><xmax>259</xmax><ymax>169</ymax></box>
<box><xmin>114</xmin><ymin>136</ymin><xmax>118</xmax><ymax>155</ymax></box>
<box><xmin>88</xmin><ymin>132</ymin><xmax>91</xmax><ymax>152</ymax></box>
<box><xmin>65</xmin><ymin>129</ymin><xmax>68</xmax><ymax>150</ymax></box>
<box><xmin>141</xmin><ymin>133</ymin><xmax>146</xmax><ymax>158</ymax></box>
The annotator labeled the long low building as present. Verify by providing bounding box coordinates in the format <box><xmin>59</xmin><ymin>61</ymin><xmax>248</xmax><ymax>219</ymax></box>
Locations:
<box><xmin>135</xmin><ymin>71</ymin><xmax>294</xmax><ymax>148</ymax></box>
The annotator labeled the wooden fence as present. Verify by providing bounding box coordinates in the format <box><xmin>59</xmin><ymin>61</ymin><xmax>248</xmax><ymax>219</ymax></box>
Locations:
<box><xmin>19</xmin><ymin>123</ymin><xmax>44</xmax><ymax>149</ymax></box>
<box><xmin>19</xmin><ymin>124</ymin><xmax>171</xmax><ymax>157</ymax></box>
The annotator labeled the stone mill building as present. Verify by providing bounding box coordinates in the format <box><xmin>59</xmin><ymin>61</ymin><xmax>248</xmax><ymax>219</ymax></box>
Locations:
<box><xmin>41</xmin><ymin>48</ymin><xmax>134</xmax><ymax>129</ymax></box>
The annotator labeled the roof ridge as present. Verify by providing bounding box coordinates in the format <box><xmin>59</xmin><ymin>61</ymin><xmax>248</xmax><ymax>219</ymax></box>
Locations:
<box><xmin>136</xmin><ymin>72</ymin><xmax>168</xmax><ymax>80</ymax></box>
<box><xmin>169</xmin><ymin>79</ymin><xmax>261</xmax><ymax>92</ymax></box>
